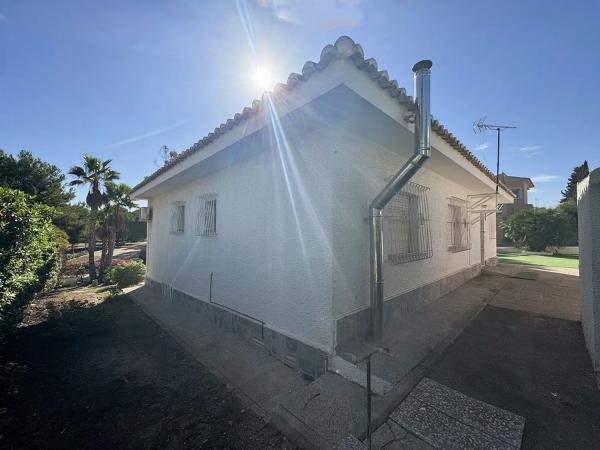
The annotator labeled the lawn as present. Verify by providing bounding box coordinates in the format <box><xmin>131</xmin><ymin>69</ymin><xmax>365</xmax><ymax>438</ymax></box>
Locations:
<box><xmin>498</xmin><ymin>252</ymin><xmax>579</xmax><ymax>269</ymax></box>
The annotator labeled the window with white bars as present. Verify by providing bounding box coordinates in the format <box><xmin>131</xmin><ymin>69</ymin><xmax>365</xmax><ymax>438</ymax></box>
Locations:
<box><xmin>170</xmin><ymin>202</ymin><xmax>185</xmax><ymax>234</ymax></box>
<box><xmin>197</xmin><ymin>195</ymin><xmax>217</xmax><ymax>236</ymax></box>
<box><xmin>383</xmin><ymin>182</ymin><xmax>432</xmax><ymax>265</ymax></box>
<box><xmin>447</xmin><ymin>197</ymin><xmax>470</xmax><ymax>252</ymax></box>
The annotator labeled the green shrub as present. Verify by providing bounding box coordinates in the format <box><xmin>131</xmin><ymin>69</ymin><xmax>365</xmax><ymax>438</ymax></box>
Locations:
<box><xmin>0</xmin><ymin>188</ymin><xmax>67</xmax><ymax>331</ymax></box>
<box><xmin>107</xmin><ymin>260</ymin><xmax>146</xmax><ymax>288</ymax></box>
<box><xmin>502</xmin><ymin>207</ymin><xmax>570</xmax><ymax>252</ymax></box>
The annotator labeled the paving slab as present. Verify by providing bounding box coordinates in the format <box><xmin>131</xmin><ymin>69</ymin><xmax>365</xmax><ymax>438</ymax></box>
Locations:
<box><xmin>390</xmin><ymin>378</ymin><xmax>525</xmax><ymax>449</ymax></box>
<box><xmin>402</xmin><ymin>378</ymin><xmax>524</xmax><ymax>447</ymax></box>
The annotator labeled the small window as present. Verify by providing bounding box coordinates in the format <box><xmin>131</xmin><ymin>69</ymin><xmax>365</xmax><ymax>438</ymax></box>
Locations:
<box><xmin>197</xmin><ymin>195</ymin><xmax>217</xmax><ymax>236</ymax></box>
<box><xmin>511</xmin><ymin>188</ymin><xmax>521</xmax><ymax>200</ymax></box>
<box><xmin>170</xmin><ymin>202</ymin><xmax>185</xmax><ymax>234</ymax></box>
<box><xmin>383</xmin><ymin>182</ymin><xmax>432</xmax><ymax>265</ymax></box>
<box><xmin>447</xmin><ymin>197</ymin><xmax>470</xmax><ymax>252</ymax></box>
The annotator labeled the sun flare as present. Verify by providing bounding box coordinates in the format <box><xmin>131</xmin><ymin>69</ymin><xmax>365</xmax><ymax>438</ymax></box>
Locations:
<box><xmin>253</xmin><ymin>64</ymin><xmax>273</xmax><ymax>90</ymax></box>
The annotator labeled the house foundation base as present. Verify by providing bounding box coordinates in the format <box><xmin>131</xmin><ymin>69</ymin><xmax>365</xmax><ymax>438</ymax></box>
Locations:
<box><xmin>145</xmin><ymin>278</ymin><xmax>328</xmax><ymax>379</ymax></box>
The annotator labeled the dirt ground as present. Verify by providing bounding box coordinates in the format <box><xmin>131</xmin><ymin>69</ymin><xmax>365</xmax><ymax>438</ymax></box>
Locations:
<box><xmin>0</xmin><ymin>287</ymin><xmax>297</xmax><ymax>449</ymax></box>
<box><xmin>428</xmin><ymin>305</ymin><xmax>600</xmax><ymax>449</ymax></box>
<box><xmin>63</xmin><ymin>242</ymin><xmax>146</xmax><ymax>276</ymax></box>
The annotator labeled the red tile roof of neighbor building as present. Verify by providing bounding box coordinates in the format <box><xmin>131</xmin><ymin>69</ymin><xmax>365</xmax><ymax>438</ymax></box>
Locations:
<box><xmin>132</xmin><ymin>36</ymin><xmax>514</xmax><ymax>197</ymax></box>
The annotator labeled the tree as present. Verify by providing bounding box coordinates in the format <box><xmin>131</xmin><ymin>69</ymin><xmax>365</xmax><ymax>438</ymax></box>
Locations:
<box><xmin>560</xmin><ymin>160</ymin><xmax>589</xmax><ymax>203</ymax></box>
<box><xmin>0</xmin><ymin>188</ymin><xmax>68</xmax><ymax>331</ymax></box>
<box><xmin>98</xmin><ymin>183</ymin><xmax>134</xmax><ymax>281</ymax></box>
<box><xmin>502</xmin><ymin>208</ymin><xmax>571</xmax><ymax>251</ymax></box>
<box><xmin>68</xmin><ymin>155</ymin><xmax>120</xmax><ymax>280</ymax></box>
<box><xmin>52</xmin><ymin>203</ymin><xmax>90</xmax><ymax>252</ymax></box>
<box><xmin>0</xmin><ymin>149</ymin><xmax>74</xmax><ymax>207</ymax></box>
<box><xmin>555</xmin><ymin>199</ymin><xmax>578</xmax><ymax>246</ymax></box>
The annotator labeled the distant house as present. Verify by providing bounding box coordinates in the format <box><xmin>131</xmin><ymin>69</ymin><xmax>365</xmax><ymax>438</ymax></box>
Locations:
<box><xmin>131</xmin><ymin>37</ymin><xmax>514</xmax><ymax>378</ymax></box>
<box><xmin>496</xmin><ymin>173</ymin><xmax>535</xmax><ymax>244</ymax></box>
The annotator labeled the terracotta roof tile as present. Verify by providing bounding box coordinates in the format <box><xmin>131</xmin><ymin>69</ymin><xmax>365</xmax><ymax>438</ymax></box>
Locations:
<box><xmin>132</xmin><ymin>36</ymin><xmax>512</xmax><ymax>197</ymax></box>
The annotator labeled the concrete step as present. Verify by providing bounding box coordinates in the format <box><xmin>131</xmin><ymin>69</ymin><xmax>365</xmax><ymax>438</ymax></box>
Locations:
<box><xmin>330</xmin><ymin>355</ymin><xmax>393</xmax><ymax>395</ymax></box>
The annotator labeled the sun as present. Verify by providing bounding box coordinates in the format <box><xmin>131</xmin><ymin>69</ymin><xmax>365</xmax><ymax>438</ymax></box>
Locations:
<box><xmin>253</xmin><ymin>64</ymin><xmax>273</xmax><ymax>91</ymax></box>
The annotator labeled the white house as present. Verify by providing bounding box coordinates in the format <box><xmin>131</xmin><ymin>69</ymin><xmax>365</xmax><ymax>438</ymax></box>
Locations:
<box><xmin>131</xmin><ymin>36</ymin><xmax>514</xmax><ymax>378</ymax></box>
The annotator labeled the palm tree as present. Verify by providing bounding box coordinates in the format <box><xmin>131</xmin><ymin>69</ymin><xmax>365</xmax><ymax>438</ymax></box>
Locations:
<box><xmin>68</xmin><ymin>155</ymin><xmax>120</xmax><ymax>280</ymax></box>
<box><xmin>98</xmin><ymin>182</ymin><xmax>134</xmax><ymax>280</ymax></box>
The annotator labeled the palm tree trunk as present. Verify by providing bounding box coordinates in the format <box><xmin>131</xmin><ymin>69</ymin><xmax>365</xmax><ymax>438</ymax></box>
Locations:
<box><xmin>106</xmin><ymin>229</ymin><xmax>117</xmax><ymax>270</ymax></box>
<box><xmin>98</xmin><ymin>237</ymin><xmax>108</xmax><ymax>282</ymax></box>
<box><xmin>106</xmin><ymin>206</ymin><xmax>119</xmax><ymax>269</ymax></box>
<box><xmin>87</xmin><ymin>206</ymin><xmax>98</xmax><ymax>280</ymax></box>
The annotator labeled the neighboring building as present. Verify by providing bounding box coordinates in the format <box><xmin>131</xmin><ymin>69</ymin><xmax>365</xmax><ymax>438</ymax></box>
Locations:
<box><xmin>577</xmin><ymin>168</ymin><xmax>600</xmax><ymax>380</ymax></box>
<box><xmin>131</xmin><ymin>37</ymin><xmax>514</xmax><ymax>377</ymax></box>
<box><xmin>496</xmin><ymin>173</ymin><xmax>534</xmax><ymax>244</ymax></box>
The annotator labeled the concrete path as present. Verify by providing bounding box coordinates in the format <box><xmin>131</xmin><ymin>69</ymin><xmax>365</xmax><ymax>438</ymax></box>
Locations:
<box><xmin>127</xmin><ymin>286</ymin><xmax>310</xmax><ymax>418</ymax></box>
<box><xmin>128</xmin><ymin>264</ymin><xmax>583</xmax><ymax>449</ymax></box>
<box><xmin>128</xmin><ymin>274</ymin><xmax>498</xmax><ymax>449</ymax></box>
<box><xmin>427</xmin><ymin>306</ymin><xmax>600</xmax><ymax>449</ymax></box>
<box><xmin>340</xmin><ymin>280</ymin><xmax>499</xmax><ymax>386</ymax></box>
<box><xmin>275</xmin><ymin>273</ymin><xmax>508</xmax><ymax>449</ymax></box>
<box><xmin>484</xmin><ymin>264</ymin><xmax>580</xmax><ymax>321</ymax></box>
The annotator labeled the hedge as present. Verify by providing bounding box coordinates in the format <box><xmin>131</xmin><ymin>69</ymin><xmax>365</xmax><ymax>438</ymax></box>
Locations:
<box><xmin>0</xmin><ymin>188</ymin><xmax>68</xmax><ymax>331</ymax></box>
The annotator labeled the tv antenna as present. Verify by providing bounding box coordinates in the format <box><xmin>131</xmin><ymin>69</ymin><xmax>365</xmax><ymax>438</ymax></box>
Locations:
<box><xmin>473</xmin><ymin>117</ymin><xmax>516</xmax><ymax>193</ymax></box>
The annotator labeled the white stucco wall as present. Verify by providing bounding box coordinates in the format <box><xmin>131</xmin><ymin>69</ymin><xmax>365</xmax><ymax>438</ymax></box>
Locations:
<box><xmin>138</xmin><ymin>56</ymin><xmax>509</xmax><ymax>353</ymax></box>
<box><xmin>577</xmin><ymin>169</ymin><xmax>600</xmax><ymax>374</ymax></box>
<box><xmin>330</xmin><ymin>129</ymin><xmax>497</xmax><ymax>321</ymax></box>
<box><xmin>146</xmin><ymin>127</ymin><xmax>335</xmax><ymax>352</ymax></box>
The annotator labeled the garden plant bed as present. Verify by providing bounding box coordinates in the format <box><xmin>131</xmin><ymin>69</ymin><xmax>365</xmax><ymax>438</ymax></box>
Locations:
<box><xmin>0</xmin><ymin>288</ymin><xmax>296</xmax><ymax>449</ymax></box>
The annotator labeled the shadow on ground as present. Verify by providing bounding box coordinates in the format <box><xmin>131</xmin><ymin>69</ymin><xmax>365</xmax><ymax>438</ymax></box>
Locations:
<box><xmin>427</xmin><ymin>305</ymin><xmax>600</xmax><ymax>450</ymax></box>
<box><xmin>0</xmin><ymin>295</ymin><xmax>296</xmax><ymax>449</ymax></box>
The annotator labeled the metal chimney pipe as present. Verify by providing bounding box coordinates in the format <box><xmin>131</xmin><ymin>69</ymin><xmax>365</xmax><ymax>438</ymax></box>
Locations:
<box><xmin>369</xmin><ymin>60</ymin><xmax>432</xmax><ymax>342</ymax></box>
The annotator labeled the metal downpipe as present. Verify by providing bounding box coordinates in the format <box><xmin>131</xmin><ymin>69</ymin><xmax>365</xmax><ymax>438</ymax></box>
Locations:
<box><xmin>369</xmin><ymin>60</ymin><xmax>432</xmax><ymax>342</ymax></box>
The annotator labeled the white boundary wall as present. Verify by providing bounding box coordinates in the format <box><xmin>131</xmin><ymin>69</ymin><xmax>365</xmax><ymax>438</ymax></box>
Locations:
<box><xmin>577</xmin><ymin>168</ymin><xmax>600</xmax><ymax>375</ymax></box>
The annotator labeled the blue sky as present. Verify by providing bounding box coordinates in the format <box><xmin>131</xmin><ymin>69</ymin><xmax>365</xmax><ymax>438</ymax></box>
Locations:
<box><xmin>1</xmin><ymin>0</ymin><xmax>598</xmax><ymax>206</ymax></box>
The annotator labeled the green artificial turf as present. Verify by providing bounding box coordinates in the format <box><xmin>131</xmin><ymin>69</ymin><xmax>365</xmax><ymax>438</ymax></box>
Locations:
<box><xmin>498</xmin><ymin>252</ymin><xmax>579</xmax><ymax>269</ymax></box>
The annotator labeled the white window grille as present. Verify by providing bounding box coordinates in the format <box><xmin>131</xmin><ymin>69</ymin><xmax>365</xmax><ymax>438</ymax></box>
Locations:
<box><xmin>197</xmin><ymin>195</ymin><xmax>217</xmax><ymax>236</ymax></box>
<box><xmin>170</xmin><ymin>202</ymin><xmax>185</xmax><ymax>234</ymax></box>
<box><xmin>383</xmin><ymin>182</ymin><xmax>432</xmax><ymax>265</ymax></box>
<box><xmin>447</xmin><ymin>197</ymin><xmax>470</xmax><ymax>252</ymax></box>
